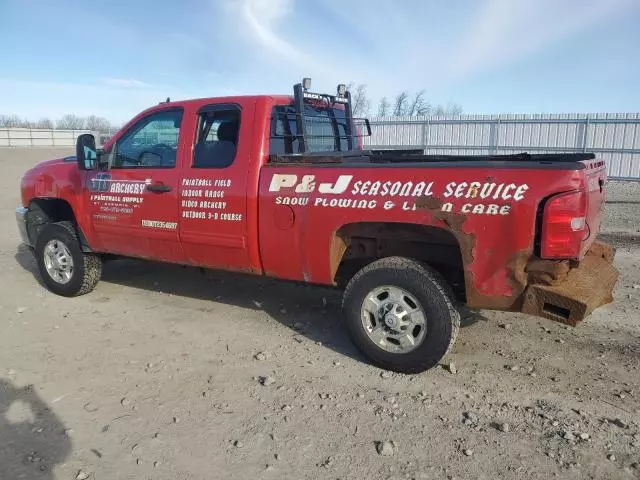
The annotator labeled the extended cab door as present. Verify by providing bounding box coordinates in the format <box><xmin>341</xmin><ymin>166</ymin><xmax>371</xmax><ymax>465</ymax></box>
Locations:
<box><xmin>178</xmin><ymin>102</ymin><xmax>253</xmax><ymax>271</ymax></box>
<box><xmin>86</xmin><ymin>108</ymin><xmax>186</xmax><ymax>262</ymax></box>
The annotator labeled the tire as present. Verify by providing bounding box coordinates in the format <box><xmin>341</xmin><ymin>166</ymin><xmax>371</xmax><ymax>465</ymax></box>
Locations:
<box><xmin>342</xmin><ymin>257</ymin><xmax>460</xmax><ymax>374</ymax></box>
<box><xmin>34</xmin><ymin>221</ymin><xmax>102</xmax><ymax>297</ymax></box>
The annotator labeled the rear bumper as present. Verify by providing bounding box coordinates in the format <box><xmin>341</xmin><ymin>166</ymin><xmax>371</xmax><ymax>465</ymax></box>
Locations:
<box><xmin>521</xmin><ymin>241</ymin><xmax>618</xmax><ymax>326</ymax></box>
<box><xmin>15</xmin><ymin>207</ymin><xmax>32</xmax><ymax>247</ymax></box>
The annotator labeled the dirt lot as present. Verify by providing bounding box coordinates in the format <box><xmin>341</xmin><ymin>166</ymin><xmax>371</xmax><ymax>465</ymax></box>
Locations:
<box><xmin>1</xmin><ymin>148</ymin><xmax>639</xmax><ymax>480</ymax></box>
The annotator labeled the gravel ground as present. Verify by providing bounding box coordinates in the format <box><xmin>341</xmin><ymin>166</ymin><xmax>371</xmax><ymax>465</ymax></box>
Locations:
<box><xmin>603</xmin><ymin>180</ymin><xmax>640</xmax><ymax>239</ymax></box>
<box><xmin>1</xmin><ymin>148</ymin><xmax>639</xmax><ymax>480</ymax></box>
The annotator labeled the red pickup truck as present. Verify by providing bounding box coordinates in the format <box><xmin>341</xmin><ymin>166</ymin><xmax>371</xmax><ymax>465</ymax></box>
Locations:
<box><xmin>16</xmin><ymin>79</ymin><xmax>618</xmax><ymax>373</ymax></box>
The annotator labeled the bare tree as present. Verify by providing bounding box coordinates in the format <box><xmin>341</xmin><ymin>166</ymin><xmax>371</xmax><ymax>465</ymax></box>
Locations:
<box><xmin>377</xmin><ymin>97</ymin><xmax>390</xmax><ymax>117</ymax></box>
<box><xmin>0</xmin><ymin>115</ymin><xmax>24</xmax><ymax>127</ymax></box>
<box><xmin>56</xmin><ymin>114</ymin><xmax>85</xmax><ymax>130</ymax></box>
<box><xmin>446</xmin><ymin>103</ymin><xmax>463</xmax><ymax>115</ymax></box>
<box><xmin>392</xmin><ymin>91</ymin><xmax>409</xmax><ymax>116</ymax></box>
<box><xmin>85</xmin><ymin>115</ymin><xmax>113</xmax><ymax>133</ymax></box>
<box><xmin>407</xmin><ymin>90</ymin><xmax>434</xmax><ymax>116</ymax></box>
<box><xmin>349</xmin><ymin>84</ymin><xmax>371</xmax><ymax>117</ymax></box>
<box><xmin>35</xmin><ymin>118</ymin><xmax>54</xmax><ymax>129</ymax></box>
<box><xmin>432</xmin><ymin>103</ymin><xmax>463</xmax><ymax>116</ymax></box>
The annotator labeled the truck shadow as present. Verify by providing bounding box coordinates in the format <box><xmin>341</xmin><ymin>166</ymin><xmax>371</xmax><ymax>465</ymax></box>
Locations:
<box><xmin>15</xmin><ymin>245</ymin><xmax>482</xmax><ymax>365</ymax></box>
<box><xmin>102</xmin><ymin>257</ymin><xmax>367</xmax><ymax>361</ymax></box>
<box><xmin>0</xmin><ymin>378</ymin><xmax>71</xmax><ymax>480</ymax></box>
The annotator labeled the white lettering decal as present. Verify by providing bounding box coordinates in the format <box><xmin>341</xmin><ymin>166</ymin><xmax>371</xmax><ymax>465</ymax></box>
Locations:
<box><xmin>514</xmin><ymin>184</ymin><xmax>529</xmax><ymax>201</ymax></box>
<box><xmin>399</xmin><ymin>182</ymin><xmax>413</xmax><ymax>196</ymax></box>
<box><xmin>466</xmin><ymin>182</ymin><xmax>481</xmax><ymax>198</ymax></box>
<box><xmin>501</xmin><ymin>183</ymin><xmax>516</xmax><ymax>200</ymax></box>
<box><xmin>492</xmin><ymin>184</ymin><xmax>505</xmax><ymax>200</ymax></box>
<box><xmin>318</xmin><ymin>175</ymin><xmax>352</xmax><ymax>194</ymax></box>
<box><xmin>295</xmin><ymin>175</ymin><xmax>316</xmax><ymax>193</ymax></box>
<box><xmin>443</xmin><ymin>182</ymin><xmax>455</xmax><ymax>198</ymax></box>
<box><xmin>142</xmin><ymin>219</ymin><xmax>178</xmax><ymax>229</ymax></box>
<box><xmin>369</xmin><ymin>181</ymin><xmax>381</xmax><ymax>195</ymax></box>
<box><xmin>480</xmin><ymin>183</ymin><xmax>495</xmax><ymax>199</ymax></box>
<box><xmin>454</xmin><ymin>182</ymin><xmax>468</xmax><ymax>198</ymax></box>
<box><xmin>486</xmin><ymin>204</ymin><xmax>499</xmax><ymax>215</ymax></box>
<box><xmin>269</xmin><ymin>174</ymin><xmax>298</xmax><ymax>192</ymax></box>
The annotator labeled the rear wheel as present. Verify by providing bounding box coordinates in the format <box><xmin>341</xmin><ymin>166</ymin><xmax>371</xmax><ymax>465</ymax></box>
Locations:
<box><xmin>35</xmin><ymin>221</ymin><xmax>102</xmax><ymax>297</ymax></box>
<box><xmin>342</xmin><ymin>257</ymin><xmax>459</xmax><ymax>373</ymax></box>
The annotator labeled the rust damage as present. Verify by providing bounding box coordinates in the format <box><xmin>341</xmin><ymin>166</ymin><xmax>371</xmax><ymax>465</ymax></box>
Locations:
<box><xmin>415</xmin><ymin>196</ymin><xmax>616</xmax><ymax>315</ymax></box>
<box><xmin>416</xmin><ymin>196</ymin><xmax>532</xmax><ymax>309</ymax></box>
<box><xmin>522</xmin><ymin>241</ymin><xmax>618</xmax><ymax>326</ymax></box>
<box><xmin>329</xmin><ymin>233</ymin><xmax>350</xmax><ymax>282</ymax></box>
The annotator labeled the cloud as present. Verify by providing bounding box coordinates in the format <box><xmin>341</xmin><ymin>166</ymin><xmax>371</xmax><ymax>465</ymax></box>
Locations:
<box><xmin>100</xmin><ymin>77</ymin><xmax>150</xmax><ymax>88</ymax></box>
<box><xmin>449</xmin><ymin>0</ymin><xmax>637</xmax><ymax>78</ymax></box>
<box><xmin>0</xmin><ymin>78</ymin><xmax>237</xmax><ymax>124</ymax></box>
<box><xmin>240</xmin><ymin>0</ymin><xmax>303</xmax><ymax>60</ymax></box>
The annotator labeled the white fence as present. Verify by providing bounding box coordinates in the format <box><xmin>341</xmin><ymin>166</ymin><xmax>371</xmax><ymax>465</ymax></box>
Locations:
<box><xmin>364</xmin><ymin>113</ymin><xmax>640</xmax><ymax>181</ymax></box>
<box><xmin>5</xmin><ymin>114</ymin><xmax>640</xmax><ymax>180</ymax></box>
<box><xmin>0</xmin><ymin>128</ymin><xmax>97</xmax><ymax>147</ymax></box>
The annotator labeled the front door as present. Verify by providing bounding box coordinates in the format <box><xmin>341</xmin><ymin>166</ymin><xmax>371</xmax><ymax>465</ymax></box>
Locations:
<box><xmin>87</xmin><ymin>108</ymin><xmax>186</xmax><ymax>262</ymax></box>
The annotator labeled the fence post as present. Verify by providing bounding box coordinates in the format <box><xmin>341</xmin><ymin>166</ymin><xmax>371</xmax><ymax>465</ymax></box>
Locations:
<box><xmin>421</xmin><ymin>119</ymin><xmax>430</xmax><ymax>154</ymax></box>
<box><xmin>489</xmin><ymin>118</ymin><xmax>501</xmax><ymax>155</ymax></box>
<box><xmin>582</xmin><ymin>116</ymin><xmax>590</xmax><ymax>152</ymax></box>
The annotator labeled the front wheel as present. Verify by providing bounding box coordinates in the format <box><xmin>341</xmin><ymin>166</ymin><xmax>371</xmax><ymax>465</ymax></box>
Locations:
<box><xmin>342</xmin><ymin>257</ymin><xmax>460</xmax><ymax>373</ymax></box>
<box><xmin>34</xmin><ymin>221</ymin><xmax>102</xmax><ymax>297</ymax></box>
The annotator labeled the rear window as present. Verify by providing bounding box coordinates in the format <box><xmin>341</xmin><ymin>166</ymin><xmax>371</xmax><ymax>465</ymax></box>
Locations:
<box><xmin>269</xmin><ymin>105</ymin><xmax>361</xmax><ymax>155</ymax></box>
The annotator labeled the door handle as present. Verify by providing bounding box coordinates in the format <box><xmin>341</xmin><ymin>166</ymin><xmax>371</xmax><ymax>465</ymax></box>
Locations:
<box><xmin>146</xmin><ymin>183</ymin><xmax>172</xmax><ymax>193</ymax></box>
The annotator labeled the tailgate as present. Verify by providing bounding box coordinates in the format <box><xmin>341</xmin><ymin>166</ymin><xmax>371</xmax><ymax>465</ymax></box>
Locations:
<box><xmin>581</xmin><ymin>158</ymin><xmax>607</xmax><ymax>257</ymax></box>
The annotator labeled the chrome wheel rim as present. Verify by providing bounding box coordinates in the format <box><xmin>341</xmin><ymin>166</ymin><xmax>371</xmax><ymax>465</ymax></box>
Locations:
<box><xmin>361</xmin><ymin>285</ymin><xmax>427</xmax><ymax>353</ymax></box>
<box><xmin>43</xmin><ymin>239</ymin><xmax>74</xmax><ymax>284</ymax></box>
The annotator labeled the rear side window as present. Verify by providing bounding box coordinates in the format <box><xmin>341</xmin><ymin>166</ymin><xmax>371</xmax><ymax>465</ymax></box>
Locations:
<box><xmin>193</xmin><ymin>106</ymin><xmax>241</xmax><ymax>168</ymax></box>
<box><xmin>270</xmin><ymin>105</ymin><xmax>359</xmax><ymax>155</ymax></box>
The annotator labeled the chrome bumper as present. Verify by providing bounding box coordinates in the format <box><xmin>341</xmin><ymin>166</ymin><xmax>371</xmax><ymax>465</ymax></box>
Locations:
<box><xmin>15</xmin><ymin>207</ymin><xmax>32</xmax><ymax>247</ymax></box>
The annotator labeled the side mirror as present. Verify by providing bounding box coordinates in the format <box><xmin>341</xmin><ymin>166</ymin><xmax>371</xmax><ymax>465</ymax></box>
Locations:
<box><xmin>76</xmin><ymin>134</ymin><xmax>98</xmax><ymax>170</ymax></box>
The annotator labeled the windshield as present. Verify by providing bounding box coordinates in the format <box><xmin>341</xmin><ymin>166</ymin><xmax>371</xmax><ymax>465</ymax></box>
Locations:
<box><xmin>269</xmin><ymin>104</ymin><xmax>362</xmax><ymax>155</ymax></box>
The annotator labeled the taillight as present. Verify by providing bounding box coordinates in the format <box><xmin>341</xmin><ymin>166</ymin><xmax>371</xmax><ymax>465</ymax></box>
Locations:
<box><xmin>541</xmin><ymin>190</ymin><xmax>587</xmax><ymax>259</ymax></box>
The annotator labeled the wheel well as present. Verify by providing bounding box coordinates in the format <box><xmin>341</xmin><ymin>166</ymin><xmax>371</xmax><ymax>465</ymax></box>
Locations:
<box><xmin>331</xmin><ymin>222</ymin><xmax>466</xmax><ymax>300</ymax></box>
<box><xmin>27</xmin><ymin>198</ymin><xmax>85</xmax><ymax>248</ymax></box>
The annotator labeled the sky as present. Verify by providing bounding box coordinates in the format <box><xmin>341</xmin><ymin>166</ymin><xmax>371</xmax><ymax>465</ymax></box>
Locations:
<box><xmin>1</xmin><ymin>0</ymin><xmax>639</xmax><ymax>124</ymax></box>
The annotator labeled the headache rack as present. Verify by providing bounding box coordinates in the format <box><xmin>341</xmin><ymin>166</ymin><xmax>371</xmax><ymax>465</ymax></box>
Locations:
<box><xmin>272</xmin><ymin>78</ymin><xmax>371</xmax><ymax>155</ymax></box>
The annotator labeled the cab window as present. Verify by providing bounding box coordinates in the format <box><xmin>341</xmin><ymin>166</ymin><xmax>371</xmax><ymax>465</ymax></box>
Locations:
<box><xmin>193</xmin><ymin>106</ymin><xmax>241</xmax><ymax>168</ymax></box>
<box><xmin>112</xmin><ymin>109</ymin><xmax>182</xmax><ymax>168</ymax></box>
<box><xmin>270</xmin><ymin>104</ymin><xmax>359</xmax><ymax>155</ymax></box>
